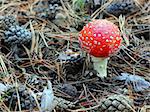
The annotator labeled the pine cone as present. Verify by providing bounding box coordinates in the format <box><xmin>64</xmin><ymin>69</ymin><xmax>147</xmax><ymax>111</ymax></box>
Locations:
<box><xmin>4</xmin><ymin>25</ymin><xmax>31</xmax><ymax>45</ymax></box>
<box><xmin>54</xmin><ymin>96</ymin><xmax>75</xmax><ymax>109</ymax></box>
<box><xmin>27</xmin><ymin>76</ymin><xmax>47</xmax><ymax>92</ymax></box>
<box><xmin>0</xmin><ymin>15</ymin><xmax>18</xmax><ymax>29</ymax></box>
<box><xmin>33</xmin><ymin>1</ymin><xmax>49</xmax><ymax>19</ymax></box>
<box><xmin>3</xmin><ymin>85</ymin><xmax>36</xmax><ymax>111</ymax></box>
<box><xmin>48</xmin><ymin>0</ymin><xmax>61</xmax><ymax>5</ymax></box>
<box><xmin>48</xmin><ymin>3</ymin><xmax>61</xmax><ymax>19</ymax></box>
<box><xmin>106</xmin><ymin>0</ymin><xmax>138</xmax><ymax>16</ymax></box>
<box><xmin>58</xmin><ymin>84</ymin><xmax>77</xmax><ymax>97</ymax></box>
<box><xmin>98</xmin><ymin>94</ymin><xmax>134</xmax><ymax>112</ymax></box>
<box><xmin>33</xmin><ymin>2</ymin><xmax>61</xmax><ymax>20</ymax></box>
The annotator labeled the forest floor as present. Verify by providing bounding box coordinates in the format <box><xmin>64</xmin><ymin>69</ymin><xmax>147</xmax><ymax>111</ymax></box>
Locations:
<box><xmin>0</xmin><ymin>0</ymin><xmax>150</xmax><ymax>112</ymax></box>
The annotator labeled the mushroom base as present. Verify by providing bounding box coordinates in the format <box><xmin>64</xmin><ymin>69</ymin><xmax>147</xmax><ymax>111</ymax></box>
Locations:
<box><xmin>91</xmin><ymin>56</ymin><xmax>109</xmax><ymax>78</ymax></box>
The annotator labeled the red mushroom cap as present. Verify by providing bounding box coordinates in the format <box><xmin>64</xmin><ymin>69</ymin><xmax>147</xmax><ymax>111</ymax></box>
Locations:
<box><xmin>78</xmin><ymin>19</ymin><xmax>122</xmax><ymax>57</ymax></box>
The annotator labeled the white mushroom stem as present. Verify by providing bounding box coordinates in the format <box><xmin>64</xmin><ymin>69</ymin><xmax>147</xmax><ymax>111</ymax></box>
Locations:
<box><xmin>91</xmin><ymin>56</ymin><xmax>109</xmax><ymax>78</ymax></box>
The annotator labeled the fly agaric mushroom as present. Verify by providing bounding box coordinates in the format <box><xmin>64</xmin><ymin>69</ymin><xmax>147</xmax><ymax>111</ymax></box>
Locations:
<box><xmin>78</xmin><ymin>19</ymin><xmax>122</xmax><ymax>78</ymax></box>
